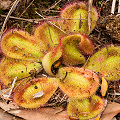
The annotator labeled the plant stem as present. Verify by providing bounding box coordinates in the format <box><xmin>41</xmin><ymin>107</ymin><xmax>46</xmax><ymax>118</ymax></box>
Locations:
<box><xmin>88</xmin><ymin>0</ymin><xmax>93</xmax><ymax>32</ymax></box>
<box><xmin>111</xmin><ymin>0</ymin><xmax>116</xmax><ymax>14</ymax></box>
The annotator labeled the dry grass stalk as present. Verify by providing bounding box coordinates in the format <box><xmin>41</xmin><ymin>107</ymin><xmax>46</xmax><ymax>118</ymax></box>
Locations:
<box><xmin>111</xmin><ymin>0</ymin><xmax>116</xmax><ymax>14</ymax></box>
<box><xmin>88</xmin><ymin>0</ymin><xmax>93</xmax><ymax>32</ymax></box>
<box><xmin>0</xmin><ymin>0</ymin><xmax>20</xmax><ymax>38</ymax></box>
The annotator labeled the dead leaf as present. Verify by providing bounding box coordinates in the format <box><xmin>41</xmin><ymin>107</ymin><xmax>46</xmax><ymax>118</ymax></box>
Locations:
<box><xmin>100</xmin><ymin>77</ymin><xmax>108</xmax><ymax>97</ymax></box>
<box><xmin>0</xmin><ymin>101</ymin><xmax>19</xmax><ymax>111</ymax></box>
<box><xmin>0</xmin><ymin>0</ymin><xmax>12</xmax><ymax>10</ymax></box>
<box><xmin>0</xmin><ymin>101</ymin><xmax>69</xmax><ymax>120</ymax></box>
<box><xmin>0</xmin><ymin>108</ymin><xmax>22</xmax><ymax>120</ymax></box>
<box><xmin>0</xmin><ymin>83</ymin><xmax>1</xmax><ymax>91</ymax></box>
<box><xmin>1</xmin><ymin>100</ymin><xmax>120</xmax><ymax>120</ymax></box>
<box><xmin>9</xmin><ymin>107</ymin><xmax>69</xmax><ymax>120</ymax></box>
<box><xmin>100</xmin><ymin>102</ymin><xmax>120</xmax><ymax>120</ymax></box>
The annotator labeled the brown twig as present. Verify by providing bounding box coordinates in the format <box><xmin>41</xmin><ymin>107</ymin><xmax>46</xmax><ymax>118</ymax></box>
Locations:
<box><xmin>19</xmin><ymin>0</ymin><xmax>35</xmax><ymax>17</ymax></box>
<box><xmin>0</xmin><ymin>0</ymin><xmax>20</xmax><ymax>38</ymax></box>
<box><xmin>44</xmin><ymin>0</ymin><xmax>62</xmax><ymax>13</ymax></box>
<box><xmin>1</xmin><ymin>88</ymin><xmax>11</xmax><ymax>97</ymax></box>
<box><xmin>83</xmin><ymin>55</ymin><xmax>91</xmax><ymax>69</ymax></box>
<box><xmin>118</xmin><ymin>0</ymin><xmax>120</xmax><ymax>14</ymax></box>
<box><xmin>111</xmin><ymin>0</ymin><xmax>116</xmax><ymax>14</ymax></box>
<box><xmin>7</xmin><ymin>77</ymin><xmax>17</xmax><ymax>99</ymax></box>
<box><xmin>61</xmin><ymin>17</ymin><xmax>87</xmax><ymax>20</ymax></box>
<box><xmin>88</xmin><ymin>0</ymin><xmax>93</xmax><ymax>32</ymax></box>
<box><xmin>35</xmin><ymin>11</ymin><xmax>68</xmax><ymax>35</ymax></box>
<box><xmin>42</xmin><ymin>10</ymin><xmax>60</xmax><ymax>12</ymax></box>
<box><xmin>0</xmin><ymin>14</ymin><xmax>51</xmax><ymax>23</ymax></box>
<box><xmin>0</xmin><ymin>14</ymin><xmax>88</xmax><ymax>23</ymax></box>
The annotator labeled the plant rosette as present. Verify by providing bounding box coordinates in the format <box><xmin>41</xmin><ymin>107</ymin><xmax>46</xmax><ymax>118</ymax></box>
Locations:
<box><xmin>0</xmin><ymin>1</ymin><xmax>111</xmax><ymax>120</ymax></box>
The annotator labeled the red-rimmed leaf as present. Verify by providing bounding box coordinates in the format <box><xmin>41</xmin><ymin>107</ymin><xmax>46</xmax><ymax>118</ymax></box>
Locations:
<box><xmin>1</xmin><ymin>29</ymin><xmax>41</xmax><ymax>62</ymax></box>
<box><xmin>0</xmin><ymin>57</ymin><xmax>42</xmax><ymax>87</ymax></box>
<box><xmin>85</xmin><ymin>45</ymin><xmax>120</xmax><ymax>81</ymax></box>
<box><xmin>56</xmin><ymin>67</ymin><xmax>100</xmax><ymax>99</ymax></box>
<box><xmin>42</xmin><ymin>45</ymin><xmax>62</xmax><ymax>76</ymax></box>
<box><xmin>67</xmin><ymin>95</ymin><xmax>104</xmax><ymax>120</ymax></box>
<box><xmin>34</xmin><ymin>20</ymin><xmax>66</xmax><ymax>53</ymax></box>
<box><xmin>61</xmin><ymin>34</ymin><xmax>93</xmax><ymax>66</ymax></box>
<box><xmin>13</xmin><ymin>77</ymin><xmax>58</xmax><ymax>108</ymax></box>
<box><xmin>61</xmin><ymin>2</ymin><xmax>98</xmax><ymax>35</ymax></box>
